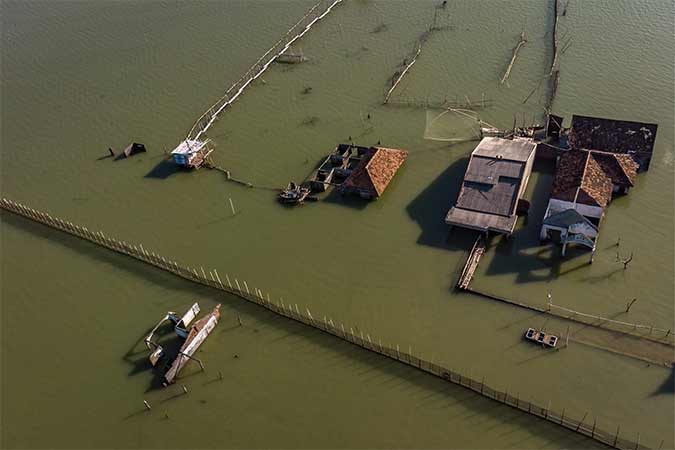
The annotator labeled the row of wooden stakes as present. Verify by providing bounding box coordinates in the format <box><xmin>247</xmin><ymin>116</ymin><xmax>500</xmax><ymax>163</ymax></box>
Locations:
<box><xmin>0</xmin><ymin>197</ymin><xmax>651</xmax><ymax>450</ymax></box>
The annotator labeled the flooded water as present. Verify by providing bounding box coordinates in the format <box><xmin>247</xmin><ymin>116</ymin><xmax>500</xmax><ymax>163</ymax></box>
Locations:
<box><xmin>1</xmin><ymin>1</ymin><xmax>673</xmax><ymax>448</ymax></box>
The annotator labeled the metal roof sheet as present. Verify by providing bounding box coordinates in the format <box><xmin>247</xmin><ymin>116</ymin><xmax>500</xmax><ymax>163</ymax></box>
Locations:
<box><xmin>472</xmin><ymin>137</ymin><xmax>536</xmax><ymax>162</ymax></box>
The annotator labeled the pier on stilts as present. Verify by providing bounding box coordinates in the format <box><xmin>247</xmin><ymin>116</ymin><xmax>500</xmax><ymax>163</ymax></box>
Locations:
<box><xmin>457</xmin><ymin>234</ymin><xmax>487</xmax><ymax>290</ymax></box>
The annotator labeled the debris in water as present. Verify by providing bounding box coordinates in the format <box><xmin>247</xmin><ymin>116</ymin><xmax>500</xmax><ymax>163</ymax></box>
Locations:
<box><xmin>371</xmin><ymin>23</ymin><xmax>388</xmax><ymax>33</ymax></box>
<box><xmin>143</xmin><ymin>303</ymin><xmax>221</xmax><ymax>386</ymax></box>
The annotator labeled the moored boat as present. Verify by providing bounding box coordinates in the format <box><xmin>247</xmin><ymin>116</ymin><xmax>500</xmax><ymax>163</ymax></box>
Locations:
<box><xmin>524</xmin><ymin>327</ymin><xmax>558</xmax><ymax>348</ymax></box>
<box><xmin>278</xmin><ymin>182</ymin><xmax>311</xmax><ymax>204</ymax></box>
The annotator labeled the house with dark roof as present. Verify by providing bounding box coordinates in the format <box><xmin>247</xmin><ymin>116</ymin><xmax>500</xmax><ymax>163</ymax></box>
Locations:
<box><xmin>568</xmin><ymin>115</ymin><xmax>658</xmax><ymax>171</ymax></box>
<box><xmin>541</xmin><ymin>149</ymin><xmax>639</xmax><ymax>252</ymax></box>
<box><xmin>339</xmin><ymin>147</ymin><xmax>408</xmax><ymax>199</ymax></box>
<box><xmin>445</xmin><ymin>137</ymin><xmax>536</xmax><ymax>235</ymax></box>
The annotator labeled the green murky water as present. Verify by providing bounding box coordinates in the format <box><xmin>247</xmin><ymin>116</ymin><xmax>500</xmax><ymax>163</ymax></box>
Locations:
<box><xmin>1</xmin><ymin>1</ymin><xmax>673</xmax><ymax>448</ymax></box>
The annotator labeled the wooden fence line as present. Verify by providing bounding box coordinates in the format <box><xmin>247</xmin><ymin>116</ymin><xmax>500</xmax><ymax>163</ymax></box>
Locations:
<box><xmin>0</xmin><ymin>197</ymin><xmax>654</xmax><ymax>450</ymax></box>
<box><xmin>465</xmin><ymin>286</ymin><xmax>674</xmax><ymax>347</ymax></box>
<box><xmin>186</xmin><ymin>0</ymin><xmax>343</xmax><ymax>143</ymax></box>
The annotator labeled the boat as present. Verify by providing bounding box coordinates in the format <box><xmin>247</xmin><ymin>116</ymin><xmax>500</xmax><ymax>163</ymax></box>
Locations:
<box><xmin>524</xmin><ymin>327</ymin><xmax>558</xmax><ymax>348</ymax></box>
<box><xmin>143</xmin><ymin>303</ymin><xmax>221</xmax><ymax>386</ymax></box>
<box><xmin>276</xmin><ymin>49</ymin><xmax>308</xmax><ymax>64</ymax></box>
<box><xmin>278</xmin><ymin>181</ymin><xmax>311</xmax><ymax>204</ymax></box>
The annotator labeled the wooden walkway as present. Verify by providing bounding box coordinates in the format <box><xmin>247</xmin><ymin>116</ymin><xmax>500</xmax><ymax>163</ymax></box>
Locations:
<box><xmin>457</xmin><ymin>234</ymin><xmax>486</xmax><ymax>289</ymax></box>
<box><xmin>0</xmin><ymin>197</ymin><xmax>658</xmax><ymax>450</ymax></box>
<box><xmin>455</xmin><ymin>235</ymin><xmax>673</xmax><ymax>353</ymax></box>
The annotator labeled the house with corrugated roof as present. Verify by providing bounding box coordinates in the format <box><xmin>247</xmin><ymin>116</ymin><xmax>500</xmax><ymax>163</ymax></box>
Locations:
<box><xmin>444</xmin><ymin>137</ymin><xmax>537</xmax><ymax>235</ymax></box>
<box><xmin>339</xmin><ymin>147</ymin><xmax>408</xmax><ymax>199</ymax></box>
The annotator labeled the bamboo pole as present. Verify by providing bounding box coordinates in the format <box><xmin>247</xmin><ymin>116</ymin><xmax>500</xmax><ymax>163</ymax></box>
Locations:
<box><xmin>576</xmin><ymin>411</ymin><xmax>588</xmax><ymax>432</ymax></box>
<box><xmin>214</xmin><ymin>269</ymin><xmax>224</xmax><ymax>289</ymax></box>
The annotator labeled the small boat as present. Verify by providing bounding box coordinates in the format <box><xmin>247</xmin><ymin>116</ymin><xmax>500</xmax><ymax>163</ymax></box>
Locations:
<box><xmin>278</xmin><ymin>182</ymin><xmax>311</xmax><ymax>204</ymax></box>
<box><xmin>143</xmin><ymin>302</ymin><xmax>221</xmax><ymax>386</ymax></box>
<box><xmin>524</xmin><ymin>327</ymin><xmax>558</xmax><ymax>348</ymax></box>
<box><xmin>163</xmin><ymin>304</ymin><xmax>221</xmax><ymax>386</ymax></box>
<box><xmin>276</xmin><ymin>49</ymin><xmax>308</xmax><ymax>64</ymax></box>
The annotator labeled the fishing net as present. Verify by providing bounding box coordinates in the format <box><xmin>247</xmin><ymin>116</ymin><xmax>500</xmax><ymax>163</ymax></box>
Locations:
<box><xmin>423</xmin><ymin>108</ymin><xmax>483</xmax><ymax>142</ymax></box>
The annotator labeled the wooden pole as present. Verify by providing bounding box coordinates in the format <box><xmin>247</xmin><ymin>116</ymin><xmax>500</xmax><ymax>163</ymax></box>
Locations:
<box><xmin>576</xmin><ymin>411</ymin><xmax>588</xmax><ymax>431</ymax></box>
<box><xmin>500</xmin><ymin>31</ymin><xmax>527</xmax><ymax>84</ymax></box>
<box><xmin>565</xmin><ymin>325</ymin><xmax>570</xmax><ymax>347</ymax></box>
<box><xmin>214</xmin><ymin>269</ymin><xmax>224</xmax><ymax>288</ymax></box>
<box><xmin>229</xmin><ymin>198</ymin><xmax>236</xmax><ymax>216</ymax></box>
<box><xmin>613</xmin><ymin>425</ymin><xmax>620</xmax><ymax>447</ymax></box>
<box><xmin>626</xmin><ymin>298</ymin><xmax>638</xmax><ymax>312</ymax></box>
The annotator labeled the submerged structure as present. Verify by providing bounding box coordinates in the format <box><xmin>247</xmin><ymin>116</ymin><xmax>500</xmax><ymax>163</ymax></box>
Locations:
<box><xmin>144</xmin><ymin>302</ymin><xmax>221</xmax><ymax>386</ymax></box>
<box><xmin>540</xmin><ymin>149</ymin><xmax>638</xmax><ymax>254</ymax></box>
<box><xmin>302</xmin><ymin>144</ymin><xmax>408</xmax><ymax>201</ymax></box>
<box><xmin>340</xmin><ymin>146</ymin><xmax>408</xmax><ymax>199</ymax></box>
<box><xmin>538</xmin><ymin>113</ymin><xmax>656</xmax><ymax>255</ymax></box>
<box><xmin>445</xmin><ymin>137</ymin><xmax>536</xmax><ymax>235</ymax></box>
<box><xmin>120</xmin><ymin>142</ymin><xmax>146</xmax><ymax>159</ymax></box>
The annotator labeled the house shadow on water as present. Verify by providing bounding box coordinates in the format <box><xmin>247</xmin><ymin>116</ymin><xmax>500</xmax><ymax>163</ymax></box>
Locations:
<box><xmin>405</xmin><ymin>155</ymin><xmax>478</xmax><ymax>252</ymax></box>
<box><xmin>145</xmin><ymin>159</ymin><xmax>183</xmax><ymax>180</ymax></box>
<box><xmin>482</xmin><ymin>160</ymin><xmax>593</xmax><ymax>284</ymax></box>
<box><xmin>321</xmin><ymin>188</ymin><xmax>369</xmax><ymax>210</ymax></box>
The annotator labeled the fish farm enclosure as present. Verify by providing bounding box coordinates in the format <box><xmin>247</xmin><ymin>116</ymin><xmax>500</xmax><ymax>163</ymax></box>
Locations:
<box><xmin>1</xmin><ymin>1</ymin><xmax>673</xmax><ymax>449</ymax></box>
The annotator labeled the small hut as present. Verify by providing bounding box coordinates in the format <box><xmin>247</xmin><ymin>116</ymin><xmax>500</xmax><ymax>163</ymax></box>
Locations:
<box><xmin>170</xmin><ymin>139</ymin><xmax>213</xmax><ymax>169</ymax></box>
<box><xmin>121</xmin><ymin>142</ymin><xmax>146</xmax><ymax>158</ymax></box>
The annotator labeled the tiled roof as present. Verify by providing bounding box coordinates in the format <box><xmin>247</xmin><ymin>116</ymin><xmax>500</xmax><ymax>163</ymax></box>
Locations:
<box><xmin>589</xmin><ymin>151</ymin><xmax>638</xmax><ymax>187</ymax></box>
<box><xmin>551</xmin><ymin>150</ymin><xmax>613</xmax><ymax>207</ymax></box>
<box><xmin>342</xmin><ymin>147</ymin><xmax>408</xmax><ymax>197</ymax></box>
